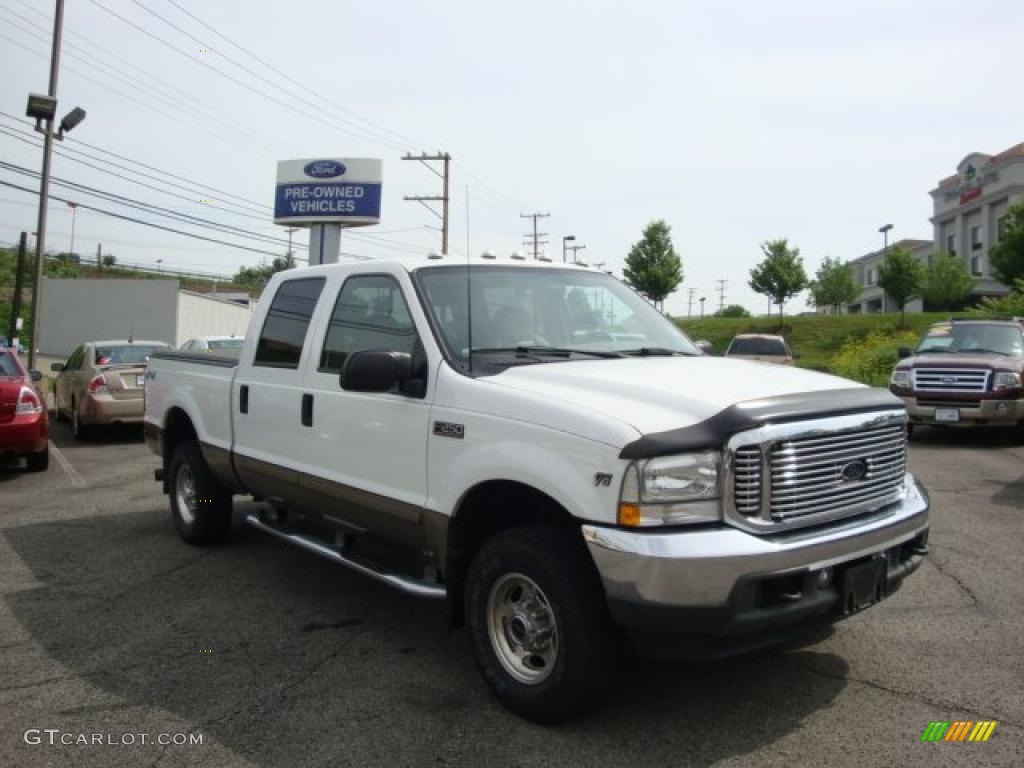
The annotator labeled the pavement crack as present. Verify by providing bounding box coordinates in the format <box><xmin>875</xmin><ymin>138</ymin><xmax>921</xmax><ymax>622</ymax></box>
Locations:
<box><xmin>925</xmin><ymin>550</ymin><xmax>980</xmax><ymax>605</ymax></box>
<box><xmin>0</xmin><ymin>674</ymin><xmax>76</xmax><ymax>693</ymax></box>
<box><xmin>792</xmin><ymin>659</ymin><xmax>1022</xmax><ymax>729</ymax></box>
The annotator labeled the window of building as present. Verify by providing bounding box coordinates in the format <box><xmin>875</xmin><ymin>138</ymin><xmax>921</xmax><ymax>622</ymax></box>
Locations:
<box><xmin>997</xmin><ymin>215</ymin><xmax>1008</xmax><ymax>243</ymax></box>
<box><xmin>970</xmin><ymin>225</ymin><xmax>983</xmax><ymax>251</ymax></box>
<box><xmin>970</xmin><ymin>255</ymin><xmax>983</xmax><ymax>276</ymax></box>
<box><xmin>253</xmin><ymin>277</ymin><xmax>326</xmax><ymax>368</ymax></box>
<box><xmin>319</xmin><ymin>274</ymin><xmax>418</xmax><ymax>374</ymax></box>
<box><xmin>946</xmin><ymin>234</ymin><xmax>957</xmax><ymax>257</ymax></box>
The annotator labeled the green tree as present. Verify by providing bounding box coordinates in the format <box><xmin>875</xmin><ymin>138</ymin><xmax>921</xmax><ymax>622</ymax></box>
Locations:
<box><xmin>102</xmin><ymin>254</ymin><xmax>117</xmax><ymax>267</ymax></box>
<box><xmin>920</xmin><ymin>252</ymin><xmax>975</xmax><ymax>311</ymax></box>
<box><xmin>808</xmin><ymin>257</ymin><xmax>859</xmax><ymax>313</ymax></box>
<box><xmin>748</xmin><ymin>238</ymin><xmax>808</xmax><ymax>326</ymax></box>
<box><xmin>715</xmin><ymin>304</ymin><xmax>750</xmax><ymax>318</ymax></box>
<box><xmin>877</xmin><ymin>246</ymin><xmax>924</xmax><ymax>326</ymax></box>
<box><xmin>233</xmin><ymin>257</ymin><xmax>290</xmax><ymax>288</ymax></box>
<box><xmin>623</xmin><ymin>219</ymin><xmax>683</xmax><ymax>310</ymax></box>
<box><xmin>989</xmin><ymin>202</ymin><xmax>1024</xmax><ymax>286</ymax></box>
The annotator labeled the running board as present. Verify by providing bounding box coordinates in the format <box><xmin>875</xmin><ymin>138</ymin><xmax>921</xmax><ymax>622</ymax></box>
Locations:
<box><xmin>245</xmin><ymin>513</ymin><xmax>446</xmax><ymax>599</ymax></box>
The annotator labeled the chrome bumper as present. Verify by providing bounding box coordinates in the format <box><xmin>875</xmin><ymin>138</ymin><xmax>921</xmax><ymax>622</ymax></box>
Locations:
<box><xmin>582</xmin><ymin>475</ymin><xmax>929</xmax><ymax>620</ymax></box>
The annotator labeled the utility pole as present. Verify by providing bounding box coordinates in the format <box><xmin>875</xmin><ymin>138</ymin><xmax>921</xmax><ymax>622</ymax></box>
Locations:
<box><xmin>520</xmin><ymin>212</ymin><xmax>550</xmax><ymax>260</ymax></box>
<box><xmin>687</xmin><ymin>288</ymin><xmax>696</xmax><ymax>318</ymax></box>
<box><xmin>285</xmin><ymin>226</ymin><xmax>298</xmax><ymax>267</ymax></box>
<box><xmin>403</xmin><ymin>152</ymin><xmax>451</xmax><ymax>255</ymax></box>
<box><xmin>716</xmin><ymin>279</ymin><xmax>728</xmax><ymax>312</ymax></box>
<box><xmin>8</xmin><ymin>232</ymin><xmax>28</xmax><ymax>345</ymax></box>
<box><xmin>27</xmin><ymin>0</ymin><xmax>65</xmax><ymax>370</ymax></box>
<box><xmin>567</xmin><ymin>244</ymin><xmax>587</xmax><ymax>264</ymax></box>
<box><xmin>96</xmin><ymin>242</ymin><xmax>101</xmax><ymax>269</ymax></box>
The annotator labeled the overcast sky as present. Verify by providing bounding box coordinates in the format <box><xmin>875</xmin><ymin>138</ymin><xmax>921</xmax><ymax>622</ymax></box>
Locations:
<box><xmin>1</xmin><ymin>0</ymin><xmax>1022</xmax><ymax>315</ymax></box>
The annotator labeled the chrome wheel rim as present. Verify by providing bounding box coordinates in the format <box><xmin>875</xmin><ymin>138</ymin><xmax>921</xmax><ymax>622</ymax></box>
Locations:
<box><xmin>175</xmin><ymin>463</ymin><xmax>197</xmax><ymax>525</ymax></box>
<box><xmin>486</xmin><ymin>572</ymin><xmax>558</xmax><ymax>685</ymax></box>
<box><xmin>72</xmin><ymin>406</ymin><xmax>79</xmax><ymax>434</ymax></box>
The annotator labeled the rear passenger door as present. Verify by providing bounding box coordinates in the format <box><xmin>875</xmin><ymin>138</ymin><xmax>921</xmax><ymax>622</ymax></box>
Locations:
<box><xmin>298</xmin><ymin>272</ymin><xmax>433</xmax><ymax>549</ymax></box>
<box><xmin>232</xmin><ymin>276</ymin><xmax>326</xmax><ymax>504</ymax></box>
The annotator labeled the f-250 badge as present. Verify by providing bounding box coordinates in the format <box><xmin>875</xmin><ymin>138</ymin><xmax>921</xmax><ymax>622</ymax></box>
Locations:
<box><xmin>433</xmin><ymin>421</ymin><xmax>465</xmax><ymax>439</ymax></box>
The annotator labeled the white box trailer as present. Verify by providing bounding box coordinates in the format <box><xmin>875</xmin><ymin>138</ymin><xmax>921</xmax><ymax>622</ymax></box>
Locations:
<box><xmin>37</xmin><ymin>279</ymin><xmax>254</xmax><ymax>358</ymax></box>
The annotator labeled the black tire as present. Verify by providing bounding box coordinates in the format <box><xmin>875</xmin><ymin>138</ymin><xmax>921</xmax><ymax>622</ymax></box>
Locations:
<box><xmin>71</xmin><ymin>401</ymin><xmax>91</xmax><ymax>440</ymax></box>
<box><xmin>167</xmin><ymin>441</ymin><xmax>232</xmax><ymax>546</ymax></box>
<box><xmin>25</xmin><ymin>446</ymin><xmax>49</xmax><ymax>472</ymax></box>
<box><xmin>465</xmin><ymin>525</ymin><xmax>619</xmax><ymax>724</ymax></box>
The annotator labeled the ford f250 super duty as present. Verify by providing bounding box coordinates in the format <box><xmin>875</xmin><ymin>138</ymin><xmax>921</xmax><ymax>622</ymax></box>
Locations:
<box><xmin>144</xmin><ymin>259</ymin><xmax>930</xmax><ymax>723</ymax></box>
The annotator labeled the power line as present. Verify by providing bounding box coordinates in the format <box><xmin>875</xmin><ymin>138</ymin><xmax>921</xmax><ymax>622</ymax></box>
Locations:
<box><xmin>402</xmin><ymin>152</ymin><xmax>451</xmax><ymax>255</ymax></box>
<box><xmin>520</xmin><ymin>212</ymin><xmax>550</xmax><ymax>260</ymax></box>
<box><xmin>716</xmin><ymin>279</ymin><xmax>728</xmax><ymax>311</ymax></box>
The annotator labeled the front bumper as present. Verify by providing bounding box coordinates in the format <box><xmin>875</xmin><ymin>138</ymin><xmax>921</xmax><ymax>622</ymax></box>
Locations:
<box><xmin>897</xmin><ymin>394</ymin><xmax>1024</xmax><ymax>427</ymax></box>
<box><xmin>582</xmin><ymin>475</ymin><xmax>929</xmax><ymax>659</ymax></box>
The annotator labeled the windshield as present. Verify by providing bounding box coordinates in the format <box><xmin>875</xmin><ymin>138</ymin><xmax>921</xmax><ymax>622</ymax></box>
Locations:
<box><xmin>416</xmin><ymin>266</ymin><xmax>699</xmax><ymax>366</ymax></box>
<box><xmin>727</xmin><ymin>337</ymin><xmax>790</xmax><ymax>356</ymax></box>
<box><xmin>916</xmin><ymin>323</ymin><xmax>1024</xmax><ymax>357</ymax></box>
<box><xmin>208</xmin><ymin>338</ymin><xmax>244</xmax><ymax>350</ymax></box>
<box><xmin>94</xmin><ymin>344</ymin><xmax>168</xmax><ymax>365</ymax></box>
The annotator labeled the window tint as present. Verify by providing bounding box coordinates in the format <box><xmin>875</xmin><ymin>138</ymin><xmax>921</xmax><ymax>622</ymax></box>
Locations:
<box><xmin>0</xmin><ymin>352</ymin><xmax>20</xmax><ymax>377</ymax></box>
<box><xmin>66</xmin><ymin>346</ymin><xmax>84</xmax><ymax>370</ymax></box>
<box><xmin>320</xmin><ymin>275</ymin><xmax>418</xmax><ymax>373</ymax></box>
<box><xmin>209</xmin><ymin>338</ymin><xmax>243</xmax><ymax>350</ymax></box>
<box><xmin>728</xmin><ymin>338</ymin><xmax>789</xmax><ymax>356</ymax></box>
<box><xmin>254</xmin><ymin>278</ymin><xmax>326</xmax><ymax>368</ymax></box>
<box><xmin>94</xmin><ymin>345</ymin><xmax>167</xmax><ymax>365</ymax></box>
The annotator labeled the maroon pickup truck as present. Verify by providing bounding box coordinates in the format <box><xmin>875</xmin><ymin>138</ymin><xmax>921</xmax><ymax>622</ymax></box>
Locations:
<box><xmin>889</xmin><ymin>318</ymin><xmax>1024</xmax><ymax>429</ymax></box>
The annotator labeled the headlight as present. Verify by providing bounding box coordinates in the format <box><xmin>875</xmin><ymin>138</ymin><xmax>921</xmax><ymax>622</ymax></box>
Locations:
<box><xmin>993</xmin><ymin>372</ymin><xmax>1022</xmax><ymax>391</ymax></box>
<box><xmin>618</xmin><ymin>452</ymin><xmax>721</xmax><ymax>527</ymax></box>
<box><xmin>890</xmin><ymin>369</ymin><xmax>911</xmax><ymax>388</ymax></box>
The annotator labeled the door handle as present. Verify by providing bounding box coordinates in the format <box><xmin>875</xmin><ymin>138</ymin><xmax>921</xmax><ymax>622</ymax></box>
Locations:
<box><xmin>239</xmin><ymin>384</ymin><xmax>249</xmax><ymax>414</ymax></box>
<box><xmin>301</xmin><ymin>393</ymin><xmax>313</xmax><ymax>427</ymax></box>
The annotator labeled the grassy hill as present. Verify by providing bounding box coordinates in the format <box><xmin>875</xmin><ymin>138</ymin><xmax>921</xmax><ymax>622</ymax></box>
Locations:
<box><xmin>675</xmin><ymin>313</ymin><xmax>948</xmax><ymax>373</ymax></box>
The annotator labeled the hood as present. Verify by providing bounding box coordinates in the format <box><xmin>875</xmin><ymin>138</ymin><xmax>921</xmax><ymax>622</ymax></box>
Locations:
<box><xmin>485</xmin><ymin>356</ymin><xmax>861</xmax><ymax>435</ymax></box>
<box><xmin>897</xmin><ymin>353</ymin><xmax>1023</xmax><ymax>372</ymax></box>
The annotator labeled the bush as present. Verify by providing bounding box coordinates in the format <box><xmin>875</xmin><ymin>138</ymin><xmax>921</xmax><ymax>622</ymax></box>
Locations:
<box><xmin>830</xmin><ymin>330</ymin><xmax>920</xmax><ymax>386</ymax></box>
<box><xmin>970</xmin><ymin>280</ymin><xmax>1024</xmax><ymax>316</ymax></box>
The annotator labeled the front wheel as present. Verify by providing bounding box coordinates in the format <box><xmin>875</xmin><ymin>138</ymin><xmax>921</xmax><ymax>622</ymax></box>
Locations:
<box><xmin>465</xmin><ymin>525</ymin><xmax>619</xmax><ymax>724</ymax></box>
<box><xmin>168</xmin><ymin>441</ymin><xmax>232</xmax><ymax>545</ymax></box>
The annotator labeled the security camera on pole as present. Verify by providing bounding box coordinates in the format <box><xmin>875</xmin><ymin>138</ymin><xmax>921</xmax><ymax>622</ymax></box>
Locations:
<box><xmin>273</xmin><ymin>158</ymin><xmax>383</xmax><ymax>264</ymax></box>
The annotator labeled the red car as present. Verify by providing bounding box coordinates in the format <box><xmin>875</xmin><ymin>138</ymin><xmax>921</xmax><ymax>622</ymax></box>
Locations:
<box><xmin>0</xmin><ymin>348</ymin><xmax>49</xmax><ymax>471</ymax></box>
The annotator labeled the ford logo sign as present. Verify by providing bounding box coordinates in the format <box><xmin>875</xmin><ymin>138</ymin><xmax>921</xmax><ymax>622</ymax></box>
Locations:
<box><xmin>839</xmin><ymin>459</ymin><xmax>869</xmax><ymax>483</ymax></box>
<box><xmin>303</xmin><ymin>160</ymin><xmax>346</xmax><ymax>179</ymax></box>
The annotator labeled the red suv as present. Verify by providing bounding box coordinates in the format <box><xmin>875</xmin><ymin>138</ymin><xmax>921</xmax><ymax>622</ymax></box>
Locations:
<box><xmin>0</xmin><ymin>349</ymin><xmax>49</xmax><ymax>471</ymax></box>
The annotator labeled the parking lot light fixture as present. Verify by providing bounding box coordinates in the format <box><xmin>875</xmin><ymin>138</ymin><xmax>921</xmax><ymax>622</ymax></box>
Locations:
<box><xmin>562</xmin><ymin>235</ymin><xmax>575</xmax><ymax>263</ymax></box>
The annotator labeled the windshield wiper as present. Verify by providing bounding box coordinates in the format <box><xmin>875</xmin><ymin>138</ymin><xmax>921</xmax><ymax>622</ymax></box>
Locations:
<box><xmin>620</xmin><ymin>347</ymin><xmax>688</xmax><ymax>357</ymax></box>
<box><xmin>471</xmin><ymin>346</ymin><xmax>625</xmax><ymax>359</ymax></box>
<box><xmin>956</xmin><ymin>347</ymin><xmax>1008</xmax><ymax>356</ymax></box>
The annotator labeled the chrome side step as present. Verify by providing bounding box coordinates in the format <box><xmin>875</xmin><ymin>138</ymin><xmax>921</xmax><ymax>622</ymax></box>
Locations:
<box><xmin>245</xmin><ymin>513</ymin><xmax>446</xmax><ymax>599</ymax></box>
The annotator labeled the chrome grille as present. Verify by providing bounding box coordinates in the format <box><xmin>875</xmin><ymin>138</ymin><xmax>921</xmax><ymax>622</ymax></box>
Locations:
<box><xmin>912</xmin><ymin>368</ymin><xmax>989</xmax><ymax>393</ymax></box>
<box><xmin>732</xmin><ymin>446</ymin><xmax>762</xmax><ymax>516</ymax></box>
<box><xmin>726</xmin><ymin>411</ymin><xmax>908</xmax><ymax>532</ymax></box>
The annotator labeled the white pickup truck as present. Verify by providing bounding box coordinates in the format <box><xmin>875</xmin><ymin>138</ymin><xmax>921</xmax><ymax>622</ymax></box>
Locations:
<box><xmin>144</xmin><ymin>259</ymin><xmax>929</xmax><ymax>723</ymax></box>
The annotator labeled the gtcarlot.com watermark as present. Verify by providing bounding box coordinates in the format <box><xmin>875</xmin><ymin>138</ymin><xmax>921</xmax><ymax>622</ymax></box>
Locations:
<box><xmin>24</xmin><ymin>729</ymin><xmax>203</xmax><ymax>747</ymax></box>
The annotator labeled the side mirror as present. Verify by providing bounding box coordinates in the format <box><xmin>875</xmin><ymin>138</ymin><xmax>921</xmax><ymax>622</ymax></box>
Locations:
<box><xmin>340</xmin><ymin>350</ymin><xmax>413</xmax><ymax>393</ymax></box>
<box><xmin>695</xmin><ymin>339</ymin><xmax>713</xmax><ymax>355</ymax></box>
<box><xmin>897</xmin><ymin>347</ymin><xmax>912</xmax><ymax>359</ymax></box>
<box><xmin>50</xmin><ymin>362</ymin><xmax>65</xmax><ymax>372</ymax></box>
<box><xmin>29</xmin><ymin>370</ymin><xmax>43</xmax><ymax>382</ymax></box>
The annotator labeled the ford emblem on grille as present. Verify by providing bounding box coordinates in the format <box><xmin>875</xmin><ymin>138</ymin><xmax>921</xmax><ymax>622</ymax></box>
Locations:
<box><xmin>941</xmin><ymin>376</ymin><xmax>955</xmax><ymax>384</ymax></box>
<box><xmin>839</xmin><ymin>459</ymin><xmax>869</xmax><ymax>483</ymax></box>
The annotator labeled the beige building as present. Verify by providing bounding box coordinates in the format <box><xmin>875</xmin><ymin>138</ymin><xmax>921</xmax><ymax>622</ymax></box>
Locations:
<box><xmin>846</xmin><ymin>142</ymin><xmax>1023</xmax><ymax>314</ymax></box>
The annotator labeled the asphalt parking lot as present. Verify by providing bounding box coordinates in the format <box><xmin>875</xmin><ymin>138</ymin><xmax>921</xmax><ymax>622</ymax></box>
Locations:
<box><xmin>1</xmin><ymin>421</ymin><xmax>1021</xmax><ymax>768</ymax></box>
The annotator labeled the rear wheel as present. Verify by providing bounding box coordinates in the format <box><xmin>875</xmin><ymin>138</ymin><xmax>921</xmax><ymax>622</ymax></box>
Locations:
<box><xmin>465</xmin><ymin>525</ymin><xmax>619</xmax><ymax>724</ymax></box>
<box><xmin>71</xmin><ymin>401</ymin><xmax>91</xmax><ymax>440</ymax></box>
<box><xmin>25</xmin><ymin>445</ymin><xmax>49</xmax><ymax>472</ymax></box>
<box><xmin>168</xmin><ymin>441</ymin><xmax>232</xmax><ymax>545</ymax></box>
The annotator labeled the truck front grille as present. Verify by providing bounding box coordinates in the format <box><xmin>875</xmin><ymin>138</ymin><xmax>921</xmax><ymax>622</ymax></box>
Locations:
<box><xmin>912</xmin><ymin>368</ymin><xmax>989</xmax><ymax>393</ymax></box>
<box><xmin>728</xmin><ymin>411</ymin><xmax>908</xmax><ymax>532</ymax></box>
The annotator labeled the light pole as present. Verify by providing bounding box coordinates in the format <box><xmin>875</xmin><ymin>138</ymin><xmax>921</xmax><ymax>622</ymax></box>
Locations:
<box><xmin>156</xmin><ymin>259</ymin><xmax>163</xmax><ymax>273</ymax></box>
<box><xmin>879</xmin><ymin>223</ymin><xmax>893</xmax><ymax>253</ymax></box>
<box><xmin>568</xmin><ymin>243</ymin><xmax>587</xmax><ymax>264</ymax></box>
<box><xmin>25</xmin><ymin>0</ymin><xmax>86</xmax><ymax>369</ymax></box>
<box><xmin>562</xmin><ymin>235</ymin><xmax>575</xmax><ymax>263</ymax></box>
<box><xmin>699</xmin><ymin>296</ymin><xmax>707</xmax><ymax>318</ymax></box>
<box><xmin>67</xmin><ymin>201</ymin><xmax>78</xmax><ymax>258</ymax></box>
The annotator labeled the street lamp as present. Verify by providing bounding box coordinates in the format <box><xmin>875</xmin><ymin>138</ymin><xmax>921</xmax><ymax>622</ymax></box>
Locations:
<box><xmin>562</xmin><ymin>235</ymin><xmax>575</xmax><ymax>263</ymax></box>
<box><xmin>878</xmin><ymin>223</ymin><xmax>893</xmax><ymax>253</ymax></box>
<box><xmin>699</xmin><ymin>296</ymin><xmax>707</xmax><ymax>318</ymax></box>
<box><xmin>156</xmin><ymin>259</ymin><xmax>163</xmax><ymax>273</ymax></box>
<box><xmin>568</xmin><ymin>243</ymin><xmax>587</xmax><ymax>264</ymax></box>
<box><xmin>24</xmin><ymin>0</ymin><xmax>87</xmax><ymax>370</ymax></box>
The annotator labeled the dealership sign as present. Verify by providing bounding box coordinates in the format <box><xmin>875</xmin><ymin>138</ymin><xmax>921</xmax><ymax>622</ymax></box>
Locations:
<box><xmin>274</xmin><ymin>158</ymin><xmax>382</xmax><ymax>225</ymax></box>
<box><xmin>944</xmin><ymin>156</ymin><xmax>999</xmax><ymax>206</ymax></box>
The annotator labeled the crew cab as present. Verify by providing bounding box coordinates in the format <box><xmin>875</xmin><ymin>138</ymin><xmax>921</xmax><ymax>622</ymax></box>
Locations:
<box><xmin>144</xmin><ymin>259</ymin><xmax>930</xmax><ymax>723</ymax></box>
<box><xmin>890</xmin><ymin>318</ymin><xmax>1024</xmax><ymax>429</ymax></box>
